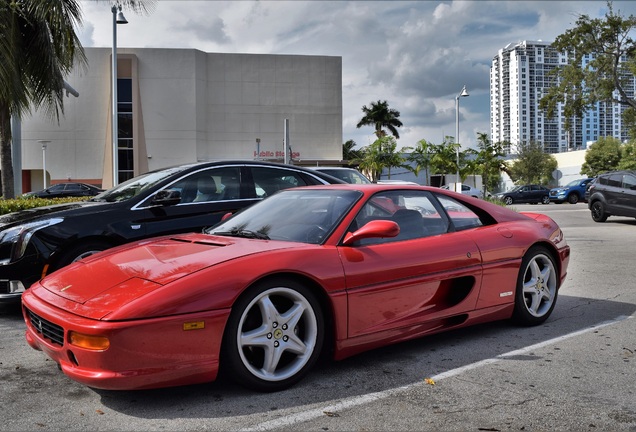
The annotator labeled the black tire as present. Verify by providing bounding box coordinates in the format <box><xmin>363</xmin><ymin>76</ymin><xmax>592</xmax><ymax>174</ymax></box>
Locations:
<box><xmin>504</xmin><ymin>196</ymin><xmax>513</xmax><ymax>205</ymax></box>
<box><xmin>53</xmin><ymin>241</ymin><xmax>111</xmax><ymax>271</ymax></box>
<box><xmin>512</xmin><ymin>246</ymin><xmax>559</xmax><ymax>326</ymax></box>
<box><xmin>222</xmin><ymin>278</ymin><xmax>324</xmax><ymax>392</ymax></box>
<box><xmin>567</xmin><ymin>193</ymin><xmax>579</xmax><ymax>204</ymax></box>
<box><xmin>590</xmin><ymin>201</ymin><xmax>608</xmax><ymax>222</ymax></box>
<box><xmin>541</xmin><ymin>195</ymin><xmax>550</xmax><ymax>205</ymax></box>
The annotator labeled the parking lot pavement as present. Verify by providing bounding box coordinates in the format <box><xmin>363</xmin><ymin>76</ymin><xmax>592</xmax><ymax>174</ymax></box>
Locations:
<box><xmin>1</xmin><ymin>203</ymin><xmax>635</xmax><ymax>431</ymax></box>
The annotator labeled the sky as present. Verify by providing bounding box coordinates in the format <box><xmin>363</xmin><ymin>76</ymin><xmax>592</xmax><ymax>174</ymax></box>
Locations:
<box><xmin>76</xmin><ymin>0</ymin><xmax>636</xmax><ymax>152</ymax></box>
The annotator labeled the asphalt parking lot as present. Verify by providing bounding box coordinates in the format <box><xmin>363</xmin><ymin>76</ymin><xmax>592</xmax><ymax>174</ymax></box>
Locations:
<box><xmin>1</xmin><ymin>202</ymin><xmax>635</xmax><ymax>431</ymax></box>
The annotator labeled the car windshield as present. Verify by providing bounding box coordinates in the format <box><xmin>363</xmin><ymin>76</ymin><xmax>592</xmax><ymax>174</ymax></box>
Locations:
<box><xmin>90</xmin><ymin>166</ymin><xmax>189</xmax><ymax>202</ymax></box>
<box><xmin>509</xmin><ymin>185</ymin><xmax>523</xmax><ymax>192</ymax></box>
<box><xmin>207</xmin><ymin>188</ymin><xmax>362</xmax><ymax>244</ymax></box>
<box><xmin>565</xmin><ymin>179</ymin><xmax>582</xmax><ymax>187</ymax></box>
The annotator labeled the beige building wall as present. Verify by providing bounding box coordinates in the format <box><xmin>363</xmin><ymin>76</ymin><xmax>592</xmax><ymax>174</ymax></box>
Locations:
<box><xmin>18</xmin><ymin>48</ymin><xmax>343</xmax><ymax>192</ymax></box>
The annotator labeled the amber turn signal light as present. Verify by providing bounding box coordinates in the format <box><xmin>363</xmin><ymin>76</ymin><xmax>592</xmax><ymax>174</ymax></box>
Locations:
<box><xmin>69</xmin><ymin>331</ymin><xmax>110</xmax><ymax>350</ymax></box>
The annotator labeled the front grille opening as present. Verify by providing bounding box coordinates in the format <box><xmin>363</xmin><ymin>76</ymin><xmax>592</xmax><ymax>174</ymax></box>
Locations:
<box><xmin>24</xmin><ymin>307</ymin><xmax>64</xmax><ymax>347</ymax></box>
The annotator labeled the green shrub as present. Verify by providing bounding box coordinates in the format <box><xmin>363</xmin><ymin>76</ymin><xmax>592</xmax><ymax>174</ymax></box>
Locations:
<box><xmin>0</xmin><ymin>196</ymin><xmax>88</xmax><ymax>216</ymax></box>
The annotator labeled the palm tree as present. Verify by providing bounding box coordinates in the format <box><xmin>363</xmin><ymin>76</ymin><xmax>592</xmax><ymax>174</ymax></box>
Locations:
<box><xmin>0</xmin><ymin>0</ymin><xmax>152</xmax><ymax>199</ymax></box>
<box><xmin>356</xmin><ymin>100</ymin><xmax>403</xmax><ymax>139</ymax></box>
<box><xmin>404</xmin><ymin>139</ymin><xmax>435</xmax><ymax>185</ymax></box>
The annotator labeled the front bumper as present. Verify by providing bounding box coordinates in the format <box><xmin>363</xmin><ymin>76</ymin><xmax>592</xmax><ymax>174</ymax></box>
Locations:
<box><xmin>22</xmin><ymin>288</ymin><xmax>230</xmax><ymax>390</ymax></box>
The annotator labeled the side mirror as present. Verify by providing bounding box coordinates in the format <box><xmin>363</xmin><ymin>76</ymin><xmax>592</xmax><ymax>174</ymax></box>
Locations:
<box><xmin>152</xmin><ymin>189</ymin><xmax>182</xmax><ymax>206</ymax></box>
<box><xmin>342</xmin><ymin>220</ymin><xmax>400</xmax><ymax>246</ymax></box>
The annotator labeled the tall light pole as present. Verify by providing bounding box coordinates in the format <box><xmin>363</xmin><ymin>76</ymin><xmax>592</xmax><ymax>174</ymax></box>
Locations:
<box><xmin>112</xmin><ymin>4</ymin><xmax>128</xmax><ymax>186</ymax></box>
<box><xmin>37</xmin><ymin>140</ymin><xmax>50</xmax><ymax>189</ymax></box>
<box><xmin>455</xmin><ymin>85</ymin><xmax>469</xmax><ymax>192</ymax></box>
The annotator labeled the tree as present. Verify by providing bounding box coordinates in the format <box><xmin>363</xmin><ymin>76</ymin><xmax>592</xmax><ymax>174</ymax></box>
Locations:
<box><xmin>0</xmin><ymin>0</ymin><xmax>153</xmax><ymax>199</ymax></box>
<box><xmin>618</xmin><ymin>140</ymin><xmax>636</xmax><ymax>170</ymax></box>
<box><xmin>357</xmin><ymin>136</ymin><xmax>405</xmax><ymax>181</ymax></box>
<box><xmin>342</xmin><ymin>139</ymin><xmax>362</xmax><ymax>162</ymax></box>
<box><xmin>429</xmin><ymin>137</ymin><xmax>458</xmax><ymax>179</ymax></box>
<box><xmin>403</xmin><ymin>139</ymin><xmax>435</xmax><ymax>185</ymax></box>
<box><xmin>539</xmin><ymin>1</ymin><xmax>636</xmax><ymax>136</ymax></box>
<box><xmin>581</xmin><ymin>136</ymin><xmax>623</xmax><ymax>176</ymax></box>
<box><xmin>356</xmin><ymin>100</ymin><xmax>403</xmax><ymax>139</ymax></box>
<box><xmin>508</xmin><ymin>141</ymin><xmax>558</xmax><ymax>185</ymax></box>
<box><xmin>473</xmin><ymin>133</ymin><xmax>507</xmax><ymax>195</ymax></box>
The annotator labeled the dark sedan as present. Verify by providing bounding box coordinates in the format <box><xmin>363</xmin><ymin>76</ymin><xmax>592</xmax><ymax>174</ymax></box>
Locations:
<box><xmin>23</xmin><ymin>182</ymin><xmax>104</xmax><ymax>199</ymax></box>
<box><xmin>0</xmin><ymin>161</ymin><xmax>343</xmax><ymax>304</ymax></box>
<box><xmin>495</xmin><ymin>184</ymin><xmax>551</xmax><ymax>205</ymax></box>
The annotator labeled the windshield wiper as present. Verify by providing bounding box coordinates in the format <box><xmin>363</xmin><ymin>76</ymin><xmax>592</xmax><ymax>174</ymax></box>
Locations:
<box><xmin>212</xmin><ymin>229</ymin><xmax>270</xmax><ymax>240</ymax></box>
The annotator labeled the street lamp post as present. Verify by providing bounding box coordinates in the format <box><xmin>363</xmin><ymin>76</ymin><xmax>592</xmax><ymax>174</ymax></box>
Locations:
<box><xmin>37</xmin><ymin>140</ymin><xmax>50</xmax><ymax>189</ymax></box>
<box><xmin>112</xmin><ymin>4</ymin><xmax>128</xmax><ymax>186</ymax></box>
<box><xmin>455</xmin><ymin>85</ymin><xmax>469</xmax><ymax>192</ymax></box>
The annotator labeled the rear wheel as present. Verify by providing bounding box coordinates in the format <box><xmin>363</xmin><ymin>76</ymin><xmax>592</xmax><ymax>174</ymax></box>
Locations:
<box><xmin>223</xmin><ymin>278</ymin><xmax>324</xmax><ymax>392</ymax></box>
<box><xmin>541</xmin><ymin>195</ymin><xmax>550</xmax><ymax>205</ymax></box>
<box><xmin>590</xmin><ymin>201</ymin><xmax>608</xmax><ymax>222</ymax></box>
<box><xmin>512</xmin><ymin>246</ymin><xmax>558</xmax><ymax>326</ymax></box>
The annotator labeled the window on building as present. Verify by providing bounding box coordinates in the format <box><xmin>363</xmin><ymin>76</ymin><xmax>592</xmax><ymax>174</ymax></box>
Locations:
<box><xmin>117</xmin><ymin>78</ymin><xmax>133</xmax><ymax>183</ymax></box>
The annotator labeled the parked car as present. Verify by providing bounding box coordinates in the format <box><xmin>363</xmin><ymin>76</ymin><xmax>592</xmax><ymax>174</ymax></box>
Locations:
<box><xmin>0</xmin><ymin>161</ymin><xmax>344</xmax><ymax>304</ymax></box>
<box><xmin>376</xmin><ymin>179</ymin><xmax>420</xmax><ymax>185</ymax></box>
<box><xmin>587</xmin><ymin>170</ymin><xmax>636</xmax><ymax>222</ymax></box>
<box><xmin>549</xmin><ymin>178</ymin><xmax>593</xmax><ymax>204</ymax></box>
<box><xmin>310</xmin><ymin>167</ymin><xmax>372</xmax><ymax>184</ymax></box>
<box><xmin>440</xmin><ymin>184</ymin><xmax>484</xmax><ymax>199</ymax></box>
<box><xmin>494</xmin><ymin>184</ymin><xmax>551</xmax><ymax>205</ymax></box>
<box><xmin>22</xmin><ymin>184</ymin><xmax>569</xmax><ymax>392</ymax></box>
<box><xmin>23</xmin><ymin>182</ymin><xmax>104</xmax><ymax>199</ymax></box>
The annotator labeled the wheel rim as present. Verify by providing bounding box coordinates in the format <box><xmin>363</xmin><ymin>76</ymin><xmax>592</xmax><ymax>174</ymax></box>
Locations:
<box><xmin>542</xmin><ymin>196</ymin><xmax>550</xmax><ymax>204</ymax></box>
<box><xmin>237</xmin><ymin>287</ymin><xmax>318</xmax><ymax>382</ymax></box>
<box><xmin>568</xmin><ymin>194</ymin><xmax>579</xmax><ymax>204</ymax></box>
<box><xmin>504</xmin><ymin>197</ymin><xmax>513</xmax><ymax>205</ymax></box>
<box><xmin>591</xmin><ymin>202</ymin><xmax>604</xmax><ymax>220</ymax></box>
<box><xmin>521</xmin><ymin>254</ymin><xmax>557</xmax><ymax>318</ymax></box>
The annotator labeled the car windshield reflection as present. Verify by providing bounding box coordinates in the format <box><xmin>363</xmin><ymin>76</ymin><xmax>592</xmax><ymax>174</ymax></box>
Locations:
<box><xmin>91</xmin><ymin>166</ymin><xmax>188</xmax><ymax>203</ymax></box>
<box><xmin>207</xmin><ymin>189</ymin><xmax>362</xmax><ymax>244</ymax></box>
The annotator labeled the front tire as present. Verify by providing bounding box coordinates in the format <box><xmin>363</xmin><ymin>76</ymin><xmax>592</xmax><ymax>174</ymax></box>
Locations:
<box><xmin>591</xmin><ymin>201</ymin><xmax>608</xmax><ymax>222</ymax></box>
<box><xmin>512</xmin><ymin>246</ymin><xmax>558</xmax><ymax>326</ymax></box>
<box><xmin>567</xmin><ymin>193</ymin><xmax>579</xmax><ymax>204</ymax></box>
<box><xmin>504</xmin><ymin>196</ymin><xmax>513</xmax><ymax>205</ymax></box>
<box><xmin>223</xmin><ymin>278</ymin><xmax>324</xmax><ymax>392</ymax></box>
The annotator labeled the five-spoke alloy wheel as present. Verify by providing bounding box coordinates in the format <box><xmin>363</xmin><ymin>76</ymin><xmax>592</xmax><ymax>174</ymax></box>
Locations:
<box><xmin>512</xmin><ymin>246</ymin><xmax>559</xmax><ymax>326</ymax></box>
<box><xmin>223</xmin><ymin>279</ymin><xmax>324</xmax><ymax>392</ymax></box>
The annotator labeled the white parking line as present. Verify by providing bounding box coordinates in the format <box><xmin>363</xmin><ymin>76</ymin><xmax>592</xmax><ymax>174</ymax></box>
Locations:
<box><xmin>241</xmin><ymin>315</ymin><xmax>631</xmax><ymax>431</ymax></box>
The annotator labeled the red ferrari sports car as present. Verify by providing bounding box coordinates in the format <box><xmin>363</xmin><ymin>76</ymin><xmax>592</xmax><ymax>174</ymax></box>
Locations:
<box><xmin>22</xmin><ymin>184</ymin><xmax>569</xmax><ymax>392</ymax></box>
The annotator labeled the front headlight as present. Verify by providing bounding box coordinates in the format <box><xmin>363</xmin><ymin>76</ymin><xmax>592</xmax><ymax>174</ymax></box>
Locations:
<box><xmin>0</xmin><ymin>218</ymin><xmax>64</xmax><ymax>264</ymax></box>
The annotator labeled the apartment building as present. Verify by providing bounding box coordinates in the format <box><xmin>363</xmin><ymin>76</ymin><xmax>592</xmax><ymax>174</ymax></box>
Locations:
<box><xmin>490</xmin><ymin>40</ymin><xmax>633</xmax><ymax>155</ymax></box>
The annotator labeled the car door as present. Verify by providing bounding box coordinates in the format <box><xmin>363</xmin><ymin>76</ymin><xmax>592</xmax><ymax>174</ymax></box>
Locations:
<box><xmin>602</xmin><ymin>173</ymin><xmax>624</xmax><ymax>213</ymax></box>
<box><xmin>133</xmin><ymin>165</ymin><xmax>253</xmax><ymax>238</ymax></box>
<box><xmin>617</xmin><ymin>173</ymin><xmax>636</xmax><ymax>216</ymax></box>
<box><xmin>339</xmin><ymin>190</ymin><xmax>483</xmax><ymax>338</ymax></box>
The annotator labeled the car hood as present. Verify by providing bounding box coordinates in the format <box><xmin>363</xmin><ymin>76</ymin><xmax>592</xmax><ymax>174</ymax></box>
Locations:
<box><xmin>0</xmin><ymin>200</ymin><xmax>106</xmax><ymax>227</ymax></box>
<box><xmin>34</xmin><ymin>233</ymin><xmax>297</xmax><ymax>319</ymax></box>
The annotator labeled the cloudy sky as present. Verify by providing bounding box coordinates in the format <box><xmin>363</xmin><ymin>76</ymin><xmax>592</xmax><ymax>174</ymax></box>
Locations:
<box><xmin>76</xmin><ymin>0</ymin><xmax>636</xmax><ymax>152</ymax></box>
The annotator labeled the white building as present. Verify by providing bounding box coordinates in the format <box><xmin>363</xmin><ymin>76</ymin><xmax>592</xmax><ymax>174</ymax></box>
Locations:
<box><xmin>490</xmin><ymin>40</ymin><xmax>633</xmax><ymax>155</ymax></box>
<box><xmin>16</xmin><ymin>48</ymin><xmax>343</xmax><ymax>193</ymax></box>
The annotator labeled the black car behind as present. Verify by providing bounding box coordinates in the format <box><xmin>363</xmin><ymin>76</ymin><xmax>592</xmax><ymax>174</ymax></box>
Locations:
<box><xmin>23</xmin><ymin>182</ymin><xmax>104</xmax><ymax>199</ymax></box>
<box><xmin>0</xmin><ymin>161</ymin><xmax>343</xmax><ymax>304</ymax></box>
